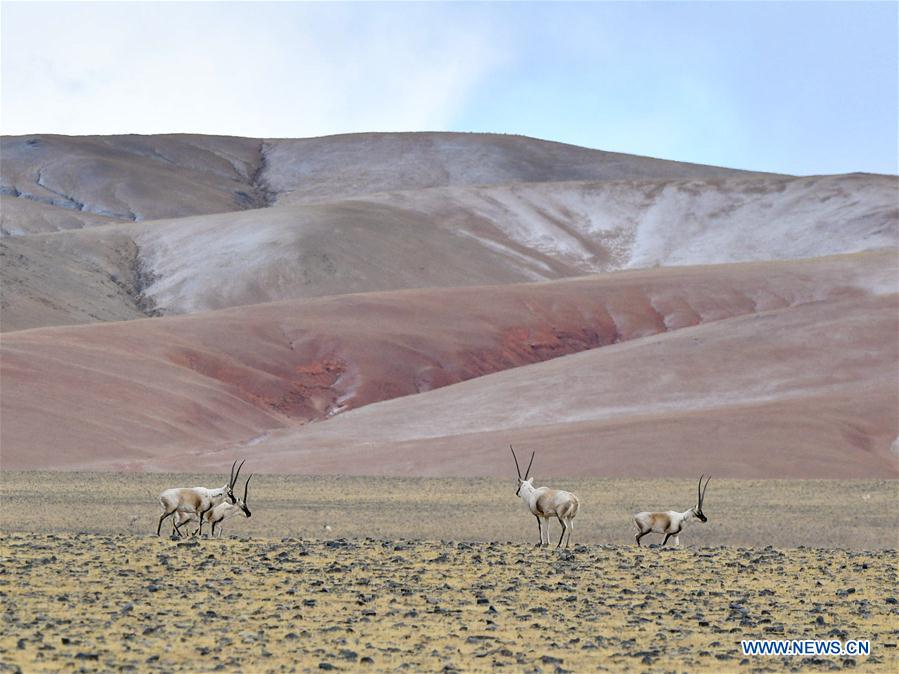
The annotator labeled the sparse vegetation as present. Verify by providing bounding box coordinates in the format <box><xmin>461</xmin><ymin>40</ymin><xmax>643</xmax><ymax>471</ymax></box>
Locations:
<box><xmin>2</xmin><ymin>473</ymin><xmax>895</xmax><ymax>548</ymax></box>
<box><xmin>1</xmin><ymin>474</ymin><xmax>896</xmax><ymax>672</ymax></box>
<box><xmin>1</xmin><ymin>534</ymin><xmax>896</xmax><ymax>673</ymax></box>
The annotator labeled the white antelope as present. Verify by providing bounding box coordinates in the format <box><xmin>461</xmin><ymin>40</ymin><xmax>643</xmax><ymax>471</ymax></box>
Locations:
<box><xmin>510</xmin><ymin>446</ymin><xmax>580</xmax><ymax>549</ymax></box>
<box><xmin>633</xmin><ymin>475</ymin><xmax>710</xmax><ymax>547</ymax></box>
<box><xmin>156</xmin><ymin>460</ymin><xmax>245</xmax><ymax>537</ymax></box>
<box><xmin>174</xmin><ymin>474</ymin><xmax>253</xmax><ymax>538</ymax></box>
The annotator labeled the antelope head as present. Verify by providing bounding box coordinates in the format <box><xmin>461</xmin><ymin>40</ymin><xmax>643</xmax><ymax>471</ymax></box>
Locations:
<box><xmin>226</xmin><ymin>459</ymin><xmax>246</xmax><ymax>504</ymax></box>
<box><xmin>693</xmin><ymin>474</ymin><xmax>711</xmax><ymax>522</ymax></box>
<box><xmin>236</xmin><ymin>474</ymin><xmax>253</xmax><ymax>518</ymax></box>
<box><xmin>510</xmin><ymin>445</ymin><xmax>535</xmax><ymax>496</ymax></box>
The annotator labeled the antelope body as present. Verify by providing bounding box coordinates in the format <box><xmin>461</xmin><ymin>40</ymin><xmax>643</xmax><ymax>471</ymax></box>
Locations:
<box><xmin>174</xmin><ymin>474</ymin><xmax>253</xmax><ymax>538</ymax></box>
<box><xmin>157</xmin><ymin>460</ymin><xmax>245</xmax><ymax>537</ymax></box>
<box><xmin>634</xmin><ymin>475</ymin><xmax>710</xmax><ymax>547</ymax></box>
<box><xmin>510</xmin><ymin>446</ymin><xmax>580</xmax><ymax>548</ymax></box>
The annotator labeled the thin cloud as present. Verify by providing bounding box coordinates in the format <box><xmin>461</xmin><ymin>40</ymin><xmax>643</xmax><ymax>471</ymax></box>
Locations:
<box><xmin>0</xmin><ymin>2</ymin><xmax>507</xmax><ymax>137</ymax></box>
<box><xmin>1</xmin><ymin>2</ymin><xmax>895</xmax><ymax>175</ymax></box>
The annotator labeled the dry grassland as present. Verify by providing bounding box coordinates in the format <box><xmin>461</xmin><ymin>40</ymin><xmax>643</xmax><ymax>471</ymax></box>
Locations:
<box><xmin>1</xmin><ymin>473</ymin><xmax>897</xmax><ymax>673</ymax></box>
<box><xmin>2</xmin><ymin>473</ymin><xmax>897</xmax><ymax>547</ymax></box>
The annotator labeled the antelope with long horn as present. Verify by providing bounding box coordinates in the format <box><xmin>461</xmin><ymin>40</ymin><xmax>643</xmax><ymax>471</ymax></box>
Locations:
<box><xmin>510</xmin><ymin>446</ymin><xmax>580</xmax><ymax>549</ymax></box>
<box><xmin>633</xmin><ymin>475</ymin><xmax>710</xmax><ymax>547</ymax></box>
<box><xmin>174</xmin><ymin>474</ymin><xmax>253</xmax><ymax>538</ymax></box>
<box><xmin>156</xmin><ymin>460</ymin><xmax>245</xmax><ymax>537</ymax></box>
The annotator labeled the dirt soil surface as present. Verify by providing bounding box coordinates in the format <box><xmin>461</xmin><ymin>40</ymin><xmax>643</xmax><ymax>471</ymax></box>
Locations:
<box><xmin>2</xmin><ymin>535</ymin><xmax>896</xmax><ymax>674</ymax></box>
<box><xmin>2</xmin><ymin>474</ymin><xmax>896</xmax><ymax>673</ymax></box>
<box><xmin>2</xmin><ymin>132</ymin><xmax>895</xmax><ymax>483</ymax></box>
<box><xmin>2</xmin><ymin>473</ymin><xmax>896</xmax><ymax>548</ymax></box>
<box><xmin>3</xmin><ymin>254</ymin><xmax>896</xmax><ymax>476</ymax></box>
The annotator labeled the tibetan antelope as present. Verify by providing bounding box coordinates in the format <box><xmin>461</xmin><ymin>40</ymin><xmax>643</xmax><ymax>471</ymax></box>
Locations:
<box><xmin>174</xmin><ymin>474</ymin><xmax>253</xmax><ymax>538</ymax></box>
<box><xmin>510</xmin><ymin>446</ymin><xmax>580</xmax><ymax>549</ymax></box>
<box><xmin>633</xmin><ymin>475</ymin><xmax>710</xmax><ymax>547</ymax></box>
<box><xmin>156</xmin><ymin>460</ymin><xmax>245</xmax><ymax>537</ymax></box>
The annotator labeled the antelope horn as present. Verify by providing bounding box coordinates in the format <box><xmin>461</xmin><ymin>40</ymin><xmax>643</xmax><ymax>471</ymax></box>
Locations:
<box><xmin>229</xmin><ymin>459</ymin><xmax>238</xmax><ymax>486</ymax></box>
<box><xmin>231</xmin><ymin>459</ymin><xmax>246</xmax><ymax>488</ymax></box>
<box><xmin>510</xmin><ymin>445</ymin><xmax>522</xmax><ymax>479</ymax></box>
<box><xmin>524</xmin><ymin>451</ymin><xmax>535</xmax><ymax>480</ymax></box>
<box><xmin>243</xmin><ymin>474</ymin><xmax>253</xmax><ymax>504</ymax></box>
<box><xmin>700</xmin><ymin>475</ymin><xmax>710</xmax><ymax>507</ymax></box>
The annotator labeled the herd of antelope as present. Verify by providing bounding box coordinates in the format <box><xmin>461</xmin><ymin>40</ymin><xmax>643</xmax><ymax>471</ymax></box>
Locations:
<box><xmin>156</xmin><ymin>449</ymin><xmax>711</xmax><ymax>548</ymax></box>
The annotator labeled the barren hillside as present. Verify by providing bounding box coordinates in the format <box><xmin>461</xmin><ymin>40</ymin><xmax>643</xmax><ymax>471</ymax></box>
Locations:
<box><xmin>1</xmin><ymin>132</ymin><xmax>760</xmax><ymax>232</ymax></box>
<box><xmin>1</xmin><ymin>252</ymin><xmax>894</xmax><ymax>473</ymax></box>
<box><xmin>2</xmin><ymin>173</ymin><xmax>894</xmax><ymax>330</ymax></box>
<box><xmin>153</xmin><ymin>291</ymin><xmax>898</xmax><ymax>479</ymax></box>
<box><xmin>0</xmin><ymin>132</ymin><xmax>896</xmax><ymax>476</ymax></box>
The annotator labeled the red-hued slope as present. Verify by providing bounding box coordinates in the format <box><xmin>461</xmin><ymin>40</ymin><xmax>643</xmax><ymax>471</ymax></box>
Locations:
<box><xmin>0</xmin><ymin>251</ymin><xmax>892</xmax><ymax>472</ymax></box>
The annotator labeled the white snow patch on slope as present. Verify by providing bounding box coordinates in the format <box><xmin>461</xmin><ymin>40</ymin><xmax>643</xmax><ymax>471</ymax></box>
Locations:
<box><xmin>626</xmin><ymin>176</ymin><xmax>898</xmax><ymax>268</ymax></box>
<box><xmin>363</xmin><ymin>174</ymin><xmax>897</xmax><ymax>275</ymax></box>
<box><xmin>132</xmin><ymin>174</ymin><xmax>896</xmax><ymax>315</ymax></box>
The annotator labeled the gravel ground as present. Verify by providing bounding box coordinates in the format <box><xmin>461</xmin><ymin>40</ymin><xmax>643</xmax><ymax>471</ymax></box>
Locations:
<box><xmin>2</xmin><ymin>534</ymin><xmax>897</xmax><ymax>673</ymax></box>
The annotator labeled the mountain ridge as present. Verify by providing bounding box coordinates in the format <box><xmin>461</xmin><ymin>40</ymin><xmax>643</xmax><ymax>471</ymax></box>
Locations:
<box><xmin>1</xmin><ymin>132</ymin><xmax>895</xmax><ymax>476</ymax></box>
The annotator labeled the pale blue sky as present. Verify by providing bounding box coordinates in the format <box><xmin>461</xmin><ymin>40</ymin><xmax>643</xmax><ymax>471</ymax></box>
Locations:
<box><xmin>2</xmin><ymin>1</ymin><xmax>896</xmax><ymax>175</ymax></box>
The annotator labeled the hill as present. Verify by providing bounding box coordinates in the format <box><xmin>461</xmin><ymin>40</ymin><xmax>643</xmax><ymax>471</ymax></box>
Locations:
<box><xmin>1</xmin><ymin>131</ymin><xmax>895</xmax><ymax>477</ymax></box>
<box><xmin>1</xmin><ymin>252</ymin><xmax>893</xmax><ymax>474</ymax></box>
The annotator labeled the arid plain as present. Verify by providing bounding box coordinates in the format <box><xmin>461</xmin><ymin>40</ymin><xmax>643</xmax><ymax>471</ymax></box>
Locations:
<box><xmin>1</xmin><ymin>132</ymin><xmax>897</xmax><ymax>673</ymax></box>
<box><xmin>2</xmin><ymin>474</ymin><xmax>898</xmax><ymax>673</ymax></box>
